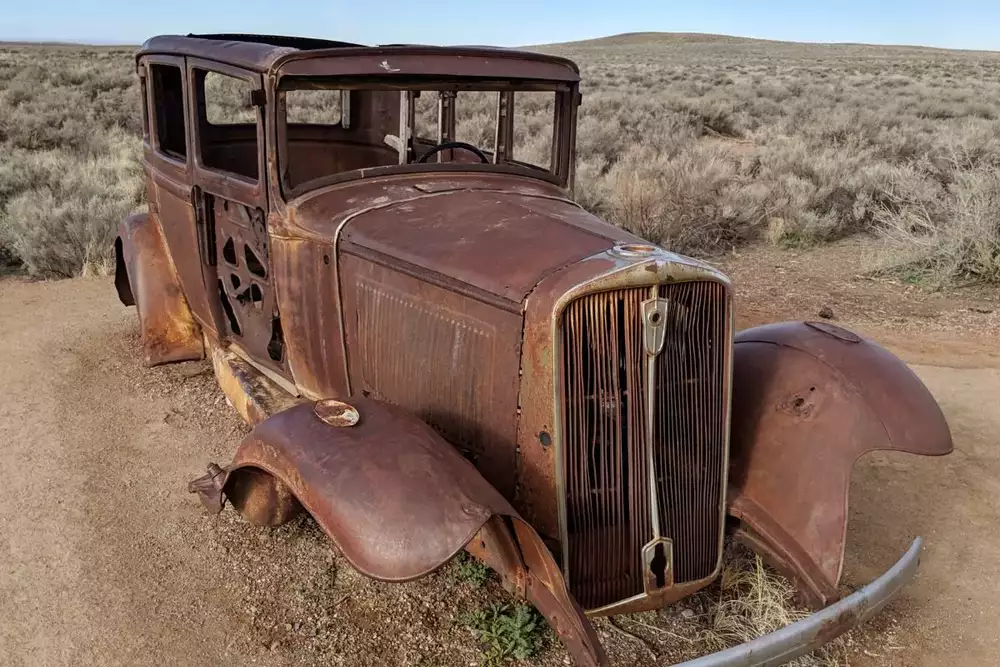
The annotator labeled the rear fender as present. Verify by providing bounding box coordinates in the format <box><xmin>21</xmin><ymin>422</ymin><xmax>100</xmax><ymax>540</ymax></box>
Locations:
<box><xmin>113</xmin><ymin>236</ymin><xmax>135</xmax><ymax>306</ymax></box>
<box><xmin>116</xmin><ymin>213</ymin><xmax>203</xmax><ymax>366</ymax></box>
<box><xmin>190</xmin><ymin>398</ymin><xmax>607</xmax><ymax>667</ymax></box>
<box><xmin>728</xmin><ymin>321</ymin><xmax>952</xmax><ymax>608</ymax></box>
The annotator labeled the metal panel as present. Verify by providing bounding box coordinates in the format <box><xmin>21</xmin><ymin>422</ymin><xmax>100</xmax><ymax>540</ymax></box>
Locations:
<box><xmin>151</xmin><ymin>172</ymin><xmax>222</xmax><ymax>336</ymax></box>
<box><xmin>338</xmin><ymin>187</ymin><xmax>620</xmax><ymax>305</ymax></box>
<box><xmin>340</xmin><ymin>254</ymin><xmax>523</xmax><ymax>498</ymax></box>
<box><xmin>269</xmin><ymin>237</ymin><xmax>347</xmax><ymax>400</ymax></box>
<box><xmin>561</xmin><ymin>281</ymin><xmax>729</xmax><ymax>609</ymax></box>
<box><xmin>728</xmin><ymin>321</ymin><xmax>952</xmax><ymax>608</ymax></box>
<box><xmin>355</xmin><ymin>277</ymin><xmax>495</xmax><ymax>449</ymax></box>
<box><xmin>213</xmin><ymin>196</ymin><xmax>289</xmax><ymax>377</ymax></box>
<box><xmin>139</xmin><ymin>35</ymin><xmax>580</xmax><ymax>81</ymax></box>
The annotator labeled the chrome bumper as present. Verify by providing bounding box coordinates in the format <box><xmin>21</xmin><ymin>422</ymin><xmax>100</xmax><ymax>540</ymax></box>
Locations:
<box><xmin>676</xmin><ymin>537</ymin><xmax>922</xmax><ymax>667</ymax></box>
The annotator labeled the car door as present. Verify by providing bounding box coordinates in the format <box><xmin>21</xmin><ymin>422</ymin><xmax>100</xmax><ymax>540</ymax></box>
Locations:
<box><xmin>142</xmin><ymin>55</ymin><xmax>225</xmax><ymax>338</ymax></box>
<box><xmin>186</xmin><ymin>58</ymin><xmax>289</xmax><ymax>380</ymax></box>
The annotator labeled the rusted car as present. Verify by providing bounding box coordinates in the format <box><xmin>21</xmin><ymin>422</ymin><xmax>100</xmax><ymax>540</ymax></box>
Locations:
<box><xmin>115</xmin><ymin>33</ymin><xmax>952</xmax><ymax>666</ymax></box>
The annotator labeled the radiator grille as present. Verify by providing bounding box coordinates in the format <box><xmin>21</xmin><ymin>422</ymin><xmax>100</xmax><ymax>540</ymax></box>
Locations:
<box><xmin>561</xmin><ymin>281</ymin><xmax>729</xmax><ymax>610</ymax></box>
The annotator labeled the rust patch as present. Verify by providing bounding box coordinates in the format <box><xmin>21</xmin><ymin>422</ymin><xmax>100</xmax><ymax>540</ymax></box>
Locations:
<box><xmin>815</xmin><ymin>605</ymin><xmax>863</xmax><ymax>646</ymax></box>
<box><xmin>778</xmin><ymin>389</ymin><xmax>817</xmax><ymax>418</ymax></box>
<box><xmin>210</xmin><ymin>343</ymin><xmax>304</xmax><ymax>426</ymax></box>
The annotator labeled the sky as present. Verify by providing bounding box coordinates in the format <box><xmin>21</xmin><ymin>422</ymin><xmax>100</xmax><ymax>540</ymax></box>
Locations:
<box><xmin>2</xmin><ymin>0</ymin><xmax>1000</xmax><ymax>52</ymax></box>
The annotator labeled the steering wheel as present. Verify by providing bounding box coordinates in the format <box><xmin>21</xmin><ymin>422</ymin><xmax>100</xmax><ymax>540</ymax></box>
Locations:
<box><xmin>416</xmin><ymin>141</ymin><xmax>489</xmax><ymax>164</ymax></box>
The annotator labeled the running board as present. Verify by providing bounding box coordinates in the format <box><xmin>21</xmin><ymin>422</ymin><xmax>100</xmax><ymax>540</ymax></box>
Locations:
<box><xmin>210</xmin><ymin>345</ymin><xmax>305</xmax><ymax>425</ymax></box>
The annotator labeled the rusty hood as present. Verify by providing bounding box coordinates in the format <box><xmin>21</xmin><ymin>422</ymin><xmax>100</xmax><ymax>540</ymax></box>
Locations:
<box><xmin>287</xmin><ymin>174</ymin><xmax>642</xmax><ymax>307</ymax></box>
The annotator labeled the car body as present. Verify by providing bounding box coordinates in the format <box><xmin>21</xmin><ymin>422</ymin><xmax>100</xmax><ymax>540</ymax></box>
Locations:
<box><xmin>115</xmin><ymin>33</ymin><xmax>953</xmax><ymax>666</ymax></box>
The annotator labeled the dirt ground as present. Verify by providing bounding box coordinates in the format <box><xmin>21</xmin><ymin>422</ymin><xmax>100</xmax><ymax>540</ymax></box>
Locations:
<box><xmin>1</xmin><ymin>240</ymin><xmax>998</xmax><ymax>666</ymax></box>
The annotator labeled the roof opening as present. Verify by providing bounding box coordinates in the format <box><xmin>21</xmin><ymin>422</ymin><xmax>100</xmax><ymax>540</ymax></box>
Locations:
<box><xmin>186</xmin><ymin>33</ymin><xmax>364</xmax><ymax>50</ymax></box>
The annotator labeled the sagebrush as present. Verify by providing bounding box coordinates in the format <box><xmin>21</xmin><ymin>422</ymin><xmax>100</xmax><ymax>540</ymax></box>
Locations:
<box><xmin>547</xmin><ymin>34</ymin><xmax>1000</xmax><ymax>282</ymax></box>
<box><xmin>0</xmin><ymin>46</ymin><xmax>142</xmax><ymax>277</ymax></box>
<box><xmin>3</xmin><ymin>35</ymin><xmax>1000</xmax><ymax>283</ymax></box>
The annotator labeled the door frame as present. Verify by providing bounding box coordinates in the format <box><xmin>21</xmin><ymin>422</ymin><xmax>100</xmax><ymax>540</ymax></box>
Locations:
<box><xmin>185</xmin><ymin>57</ymin><xmax>268</xmax><ymax>210</ymax></box>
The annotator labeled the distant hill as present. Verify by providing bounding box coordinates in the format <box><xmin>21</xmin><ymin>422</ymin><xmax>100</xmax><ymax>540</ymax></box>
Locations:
<box><xmin>540</xmin><ymin>31</ymin><xmax>999</xmax><ymax>56</ymax></box>
<box><xmin>550</xmin><ymin>32</ymin><xmax>781</xmax><ymax>47</ymax></box>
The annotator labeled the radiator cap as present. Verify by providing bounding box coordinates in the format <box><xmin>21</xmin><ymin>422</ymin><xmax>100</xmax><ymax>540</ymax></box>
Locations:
<box><xmin>611</xmin><ymin>242</ymin><xmax>662</xmax><ymax>258</ymax></box>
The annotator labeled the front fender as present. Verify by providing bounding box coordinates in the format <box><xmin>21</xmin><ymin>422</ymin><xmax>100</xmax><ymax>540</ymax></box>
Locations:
<box><xmin>727</xmin><ymin>321</ymin><xmax>952</xmax><ymax>608</ymax></box>
<box><xmin>189</xmin><ymin>398</ymin><xmax>607</xmax><ymax>667</ymax></box>
<box><xmin>116</xmin><ymin>213</ymin><xmax>203</xmax><ymax>366</ymax></box>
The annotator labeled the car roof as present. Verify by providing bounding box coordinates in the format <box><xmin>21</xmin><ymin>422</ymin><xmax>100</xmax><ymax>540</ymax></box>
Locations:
<box><xmin>138</xmin><ymin>34</ymin><xmax>580</xmax><ymax>82</ymax></box>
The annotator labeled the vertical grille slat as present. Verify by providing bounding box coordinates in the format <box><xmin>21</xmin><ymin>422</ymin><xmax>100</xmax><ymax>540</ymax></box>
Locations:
<box><xmin>561</xmin><ymin>281</ymin><xmax>729</xmax><ymax>610</ymax></box>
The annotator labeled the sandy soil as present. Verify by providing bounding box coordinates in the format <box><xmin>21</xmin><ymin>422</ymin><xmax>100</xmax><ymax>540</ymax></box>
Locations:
<box><xmin>1</xmin><ymin>243</ymin><xmax>997</xmax><ymax>666</ymax></box>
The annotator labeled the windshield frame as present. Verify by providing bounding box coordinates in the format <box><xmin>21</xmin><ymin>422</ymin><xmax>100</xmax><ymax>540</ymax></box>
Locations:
<box><xmin>274</xmin><ymin>76</ymin><xmax>578</xmax><ymax>201</ymax></box>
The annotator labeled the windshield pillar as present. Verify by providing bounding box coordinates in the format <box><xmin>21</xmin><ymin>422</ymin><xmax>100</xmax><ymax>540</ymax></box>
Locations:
<box><xmin>555</xmin><ymin>89</ymin><xmax>579</xmax><ymax>192</ymax></box>
<box><xmin>437</xmin><ymin>91</ymin><xmax>456</xmax><ymax>163</ymax></box>
<box><xmin>493</xmin><ymin>91</ymin><xmax>514</xmax><ymax>164</ymax></box>
<box><xmin>397</xmin><ymin>91</ymin><xmax>413</xmax><ymax>164</ymax></box>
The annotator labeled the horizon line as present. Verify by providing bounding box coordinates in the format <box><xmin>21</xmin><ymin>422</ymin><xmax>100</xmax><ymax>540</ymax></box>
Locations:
<box><xmin>1</xmin><ymin>30</ymin><xmax>998</xmax><ymax>55</ymax></box>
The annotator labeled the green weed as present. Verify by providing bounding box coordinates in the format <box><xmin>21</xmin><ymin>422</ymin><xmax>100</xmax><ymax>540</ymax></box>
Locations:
<box><xmin>458</xmin><ymin>603</ymin><xmax>548</xmax><ymax>666</ymax></box>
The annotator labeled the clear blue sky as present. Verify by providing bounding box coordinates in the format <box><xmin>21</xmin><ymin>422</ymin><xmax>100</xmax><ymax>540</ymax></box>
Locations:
<box><xmin>2</xmin><ymin>0</ymin><xmax>1000</xmax><ymax>51</ymax></box>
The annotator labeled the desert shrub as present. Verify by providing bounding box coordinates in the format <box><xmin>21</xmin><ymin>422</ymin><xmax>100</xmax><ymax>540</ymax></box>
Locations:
<box><xmin>0</xmin><ymin>46</ymin><xmax>142</xmax><ymax>277</ymax></box>
<box><xmin>573</xmin><ymin>156</ymin><xmax>613</xmax><ymax>215</ymax></box>
<box><xmin>0</xmin><ymin>130</ymin><xmax>143</xmax><ymax>277</ymax></box>
<box><xmin>541</xmin><ymin>37</ymin><xmax>1000</xmax><ymax>278</ymax></box>
<box><xmin>0</xmin><ymin>240</ymin><xmax>16</xmax><ymax>267</ymax></box>
<box><xmin>448</xmin><ymin>551</ymin><xmax>494</xmax><ymax>588</ymax></box>
<box><xmin>603</xmin><ymin>143</ymin><xmax>760</xmax><ymax>252</ymax></box>
<box><xmin>459</xmin><ymin>603</ymin><xmax>548</xmax><ymax>666</ymax></box>
<box><xmin>941</xmin><ymin>169</ymin><xmax>1000</xmax><ymax>282</ymax></box>
<box><xmin>875</xmin><ymin>164</ymin><xmax>1000</xmax><ymax>285</ymax></box>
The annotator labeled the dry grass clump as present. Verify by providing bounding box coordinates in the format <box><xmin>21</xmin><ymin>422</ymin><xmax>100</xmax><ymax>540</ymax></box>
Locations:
<box><xmin>584</xmin><ymin>540</ymin><xmax>847</xmax><ymax>665</ymax></box>
<box><xmin>694</xmin><ymin>543</ymin><xmax>843</xmax><ymax>666</ymax></box>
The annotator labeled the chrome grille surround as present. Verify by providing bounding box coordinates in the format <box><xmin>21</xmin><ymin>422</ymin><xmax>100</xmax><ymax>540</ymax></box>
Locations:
<box><xmin>548</xmin><ymin>248</ymin><xmax>734</xmax><ymax>615</ymax></box>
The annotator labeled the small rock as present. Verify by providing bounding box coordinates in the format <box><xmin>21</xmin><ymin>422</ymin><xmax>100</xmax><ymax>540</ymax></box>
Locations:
<box><xmin>680</xmin><ymin>608</ymin><xmax>695</xmax><ymax>619</ymax></box>
<box><xmin>269</xmin><ymin>640</ymin><xmax>279</xmax><ymax>652</ymax></box>
<box><xmin>818</xmin><ymin>306</ymin><xmax>835</xmax><ymax>319</ymax></box>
